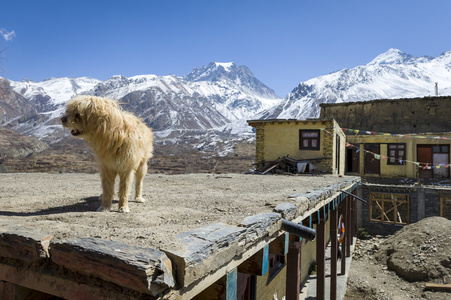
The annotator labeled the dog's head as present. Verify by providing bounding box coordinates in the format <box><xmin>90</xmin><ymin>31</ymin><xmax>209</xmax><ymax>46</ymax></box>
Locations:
<box><xmin>61</xmin><ymin>95</ymin><xmax>120</xmax><ymax>139</ymax></box>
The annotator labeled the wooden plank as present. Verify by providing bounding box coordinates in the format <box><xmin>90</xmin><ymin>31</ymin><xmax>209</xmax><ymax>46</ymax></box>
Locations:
<box><xmin>316</xmin><ymin>217</ymin><xmax>326</xmax><ymax>300</ymax></box>
<box><xmin>330</xmin><ymin>206</ymin><xmax>338</xmax><ymax>300</ymax></box>
<box><xmin>226</xmin><ymin>269</ymin><xmax>237</xmax><ymax>300</ymax></box>
<box><xmin>237</xmin><ymin>245</ymin><xmax>269</xmax><ymax>276</ymax></box>
<box><xmin>286</xmin><ymin>241</ymin><xmax>302</xmax><ymax>300</ymax></box>
<box><xmin>424</xmin><ymin>283</ymin><xmax>451</xmax><ymax>291</ymax></box>
<box><xmin>269</xmin><ymin>233</ymin><xmax>288</xmax><ymax>256</ymax></box>
<box><xmin>0</xmin><ymin>264</ymin><xmax>136</xmax><ymax>300</ymax></box>
<box><xmin>0</xmin><ymin>281</ymin><xmax>15</xmax><ymax>299</ymax></box>
<box><xmin>262</xmin><ymin>164</ymin><xmax>279</xmax><ymax>175</ymax></box>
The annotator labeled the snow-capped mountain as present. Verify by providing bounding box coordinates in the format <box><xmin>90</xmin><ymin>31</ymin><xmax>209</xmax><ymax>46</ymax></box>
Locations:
<box><xmin>256</xmin><ymin>48</ymin><xmax>451</xmax><ymax>120</ymax></box>
<box><xmin>10</xmin><ymin>77</ymin><xmax>101</xmax><ymax>112</ymax></box>
<box><xmin>4</xmin><ymin>49</ymin><xmax>451</xmax><ymax>146</ymax></box>
<box><xmin>2</xmin><ymin>63</ymin><xmax>281</xmax><ymax>142</ymax></box>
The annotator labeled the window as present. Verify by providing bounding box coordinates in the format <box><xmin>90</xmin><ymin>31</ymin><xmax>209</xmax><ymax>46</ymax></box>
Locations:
<box><xmin>299</xmin><ymin>130</ymin><xmax>320</xmax><ymax>150</ymax></box>
<box><xmin>387</xmin><ymin>143</ymin><xmax>406</xmax><ymax>165</ymax></box>
<box><xmin>370</xmin><ymin>192</ymin><xmax>410</xmax><ymax>225</ymax></box>
<box><xmin>268</xmin><ymin>254</ymin><xmax>285</xmax><ymax>280</ymax></box>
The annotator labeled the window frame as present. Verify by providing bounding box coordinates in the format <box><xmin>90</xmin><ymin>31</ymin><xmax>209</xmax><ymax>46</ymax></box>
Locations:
<box><xmin>369</xmin><ymin>192</ymin><xmax>410</xmax><ymax>225</ymax></box>
<box><xmin>299</xmin><ymin>130</ymin><xmax>321</xmax><ymax>150</ymax></box>
<box><xmin>387</xmin><ymin>143</ymin><xmax>406</xmax><ymax>165</ymax></box>
<box><xmin>267</xmin><ymin>253</ymin><xmax>286</xmax><ymax>282</ymax></box>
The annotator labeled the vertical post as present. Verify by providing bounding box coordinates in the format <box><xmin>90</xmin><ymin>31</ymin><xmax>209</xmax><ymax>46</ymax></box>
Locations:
<box><xmin>346</xmin><ymin>195</ymin><xmax>351</xmax><ymax>258</ymax></box>
<box><xmin>316</xmin><ymin>216</ymin><xmax>326</xmax><ymax>300</ymax></box>
<box><xmin>286</xmin><ymin>238</ymin><xmax>302</xmax><ymax>300</ymax></box>
<box><xmin>350</xmin><ymin>196</ymin><xmax>356</xmax><ymax>246</ymax></box>
<box><xmin>341</xmin><ymin>195</ymin><xmax>347</xmax><ymax>275</ymax></box>
<box><xmin>226</xmin><ymin>269</ymin><xmax>237</xmax><ymax>300</ymax></box>
<box><xmin>330</xmin><ymin>202</ymin><xmax>338</xmax><ymax>300</ymax></box>
<box><xmin>418</xmin><ymin>187</ymin><xmax>425</xmax><ymax>221</ymax></box>
<box><xmin>356</xmin><ymin>185</ymin><xmax>363</xmax><ymax>228</ymax></box>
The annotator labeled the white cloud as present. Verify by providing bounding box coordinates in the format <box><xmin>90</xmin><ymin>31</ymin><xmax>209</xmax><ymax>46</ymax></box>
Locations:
<box><xmin>0</xmin><ymin>29</ymin><xmax>16</xmax><ymax>41</ymax></box>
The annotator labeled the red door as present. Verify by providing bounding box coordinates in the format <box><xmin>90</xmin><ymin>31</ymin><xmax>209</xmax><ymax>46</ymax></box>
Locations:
<box><xmin>417</xmin><ymin>145</ymin><xmax>433</xmax><ymax>178</ymax></box>
<box><xmin>364</xmin><ymin>144</ymin><xmax>380</xmax><ymax>175</ymax></box>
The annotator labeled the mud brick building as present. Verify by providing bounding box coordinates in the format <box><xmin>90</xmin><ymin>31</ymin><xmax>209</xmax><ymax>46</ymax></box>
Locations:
<box><xmin>320</xmin><ymin>96</ymin><xmax>451</xmax><ymax>234</ymax></box>
<box><xmin>247</xmin><ymin>118</ymin><xmax>346</xmax><ymax>175</ymax></box>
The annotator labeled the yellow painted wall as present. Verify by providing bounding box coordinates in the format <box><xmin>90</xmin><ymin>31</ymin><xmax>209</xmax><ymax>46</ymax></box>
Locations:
<box><xmin>348</xmin><ymin>134</ymin><xmax>451</xmax><ymax>178</ymax></box>
<box><xmin>249</xmin><ymin>119</ymin><xmax>346</xmax><ymax>175</ymax></box>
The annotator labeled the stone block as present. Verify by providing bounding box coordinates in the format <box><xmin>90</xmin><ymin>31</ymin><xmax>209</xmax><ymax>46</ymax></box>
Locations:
<box><xmin>239</xmin><ymin>213</ymin><xmax>281</xmax><ymax>244</ymax></box>
<box><xmin>165</xmin><ymin>223</ymin><xmax>246</xmax><ymax>288</ymax></box>
<box><xmin>50</xmin><ymin>237</ymin><xmax>174</xmax><ymax>297</ymax></box>
<box><xmin>0</xmin><ymin>225</ymin><xmax>52</xmax><ymax>262</ymax></box>
<box><xmin>274</xmin><ymin>203</ymin><xmax>296</xmax><ymax>220</ymax></box>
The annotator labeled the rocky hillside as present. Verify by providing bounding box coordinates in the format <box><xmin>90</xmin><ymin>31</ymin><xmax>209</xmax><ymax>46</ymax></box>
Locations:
<box><xmin>0</xmin><ymin>127</ymin><xmax>48</xmax><ymax>171</ymax></box>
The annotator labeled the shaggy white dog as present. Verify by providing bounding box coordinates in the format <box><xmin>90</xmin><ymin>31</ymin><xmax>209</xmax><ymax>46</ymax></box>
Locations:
<box><xmin>61</xmin><ymin>95</ymin><xmax>153</xmax><ymax>213</ymax></box>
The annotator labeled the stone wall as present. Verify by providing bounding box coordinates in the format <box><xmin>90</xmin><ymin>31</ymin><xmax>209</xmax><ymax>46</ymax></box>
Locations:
<box><xmin>320</xmin><ymin>96</ymin><xmax>451</xmax><ymax>134</ymax></box>
<box><xmin>361</xmin><ymin>184</ymin><xmax>451</xmax><ymax>235</ymax></box>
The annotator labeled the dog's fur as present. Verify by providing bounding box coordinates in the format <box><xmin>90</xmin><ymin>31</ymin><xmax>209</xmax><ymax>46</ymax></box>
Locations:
<box><xmin>61</xmin><ymin>95</ymin><xmax>153</xmax><ymax>213</ymax></box>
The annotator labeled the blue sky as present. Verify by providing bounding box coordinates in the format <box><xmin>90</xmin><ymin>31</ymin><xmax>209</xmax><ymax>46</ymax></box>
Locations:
<box><xmin>1</xmin><ymin>0</ymin><xmax>451</xmax><ymax>97</ymax></box>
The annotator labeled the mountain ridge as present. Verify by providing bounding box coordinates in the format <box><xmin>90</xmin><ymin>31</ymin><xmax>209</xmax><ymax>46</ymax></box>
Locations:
<box><xmin>255</xmin><ymin>48</ymin><xmax>451</xmax><ymax>120</ymax></box>
<box><xmin>1</xmin><ymin>62</ymin><xmax>281</xmax><ymax>143</ymax></box>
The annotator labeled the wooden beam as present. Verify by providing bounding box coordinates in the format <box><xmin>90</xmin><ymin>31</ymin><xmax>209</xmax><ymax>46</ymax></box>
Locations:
<box><xmin>341</xmin><ymin>197</ymin><xmax>347</xmax><ymax>275</ymax></box>
<box><xmin>316</xmin><ymin>217</ymin><xmax>326</xmax><ymax>300</ymax></box>
<box><xmin>269</xmin><ymin>233</ymin><xmax>288</xmax><ymax>256</ymax></box>
<box><xmin>286</xmin><ymin>241</ymin><xmax>302</xmax><ymax>300</ymax></box>
<box><xmin>238</xmin><ymin>245</ymin><xmax>269</xmax><ymax>276</ymax></box>
<box><xmin>346</xmin><ymin>195</ymin><xmax>352</xmax><ymax>257</ymax></box>
<box><xmin>424</xmin><ymin>283</ymin><xmax>451</xmax><ymax>291</ymax></box>
<box><xmin>226</xmin><ymin>269</ymin><xmax>237</xmax><ymax>300</ymax></box>
<box><xmin>0</xmin><ymin>281</ymin><xmax>15</xmax><ymax>299</ymax></box>
<box><xmin>330</xmin><ymin>206</ymin><xmax>338</xmax><ymax>300</ymax></box>
<box><xmin>0</xmin><ymin>264</ymin><xmax>136</xmax><ymax>300</ymax></box>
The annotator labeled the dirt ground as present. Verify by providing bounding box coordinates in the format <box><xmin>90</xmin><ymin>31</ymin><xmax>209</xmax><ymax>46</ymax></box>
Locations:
<box><xmin>346</xmin><ymin>217</ymin><xmax>451</xmax><ymax>300</ymax></box>
<box><xmin>0</xmin><ymin>172</ymin><xmax>351</xmax><ymax>253</ymax></box>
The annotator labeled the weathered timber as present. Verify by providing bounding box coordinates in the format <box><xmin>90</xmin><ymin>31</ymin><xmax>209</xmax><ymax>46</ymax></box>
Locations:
<box><xmin>269</xmin><ymin>233</ymin><xmax>288</xmax><ymax>256</ymax></box>
<box><xmin>424</xmin><ymin>283</ymin><xmax>451</xmax><ymax>291</ymax></box>
<box><xmin>0</xmin><ymin>264</ymin><xmax>137</xmax><ymax>300</ymax></box>
<box><xmin>50</xmin><ymin>237</ymin><xmax>175</xmax><ymax>297</ymax></box>
<box><xmin>0</xmin><ymin>225</ymin><xmax>52</xmax><ymax>262</ymax></box>
<box><xmin>237</xmin><ymin>245</ymin><xmax>268</xmax><ymax>276</ymax></box>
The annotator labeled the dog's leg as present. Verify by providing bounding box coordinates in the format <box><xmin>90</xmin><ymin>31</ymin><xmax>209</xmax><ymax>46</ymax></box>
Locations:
<box><xmin>118</xmin><ymin>171</ymin><xmax>133</xmax><ymax>213</ymax></box>
<box><xmin>98</xmin><ymin>168</ymin><xmax>116</xmax><ymax>212</ymax></box>
<box><xmin>134</xmin><ymin>161</ymin><xmax>148</xmax><ymax>203</ymax></box>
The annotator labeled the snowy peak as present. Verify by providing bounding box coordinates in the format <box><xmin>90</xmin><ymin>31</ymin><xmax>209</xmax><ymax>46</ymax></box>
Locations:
<box><xmin>368</xmin><ymin>48</ymin><xmax>434</xmax><ymax>65</ymax></box>
<box><xmin>184</xmin><ymin>62</ymin><xmax>243</xmax><ymax>82</ymax></box>
<box><xmin>184</xmin><ymin>62</ymin><xmax>280</xmax><ymax>99</ymax></box>
<box><xmin>10</xmin><ymin>77</ymin><xmax>100</xmax><ymax>110</ymax></box>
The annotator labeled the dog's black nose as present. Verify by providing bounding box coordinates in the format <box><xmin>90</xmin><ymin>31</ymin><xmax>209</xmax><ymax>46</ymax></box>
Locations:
<box><xmin>61</xmin><ymin>117</ymin><xmax>67</xmax><ymax>123</ymax></box>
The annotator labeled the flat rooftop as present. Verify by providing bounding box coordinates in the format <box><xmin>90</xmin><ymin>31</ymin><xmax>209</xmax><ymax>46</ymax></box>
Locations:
<box><xmin>0</xmin><ymin>173</ymin><xmax>360</xmax><ymax>298</ymax></box>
